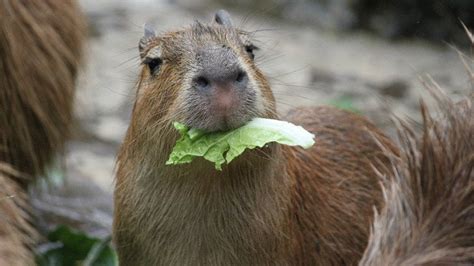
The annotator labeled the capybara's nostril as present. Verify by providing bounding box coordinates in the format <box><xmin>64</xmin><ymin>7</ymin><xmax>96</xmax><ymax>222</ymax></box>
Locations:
<box><xmin>194</xmin><ymin>76</ymin><xmax>211</xmax><ymax>90</ymax></box>
<box><xmin>235</xmin><ymin>70</ymin><xmax>247</xmax><ymax>83</ymax></box>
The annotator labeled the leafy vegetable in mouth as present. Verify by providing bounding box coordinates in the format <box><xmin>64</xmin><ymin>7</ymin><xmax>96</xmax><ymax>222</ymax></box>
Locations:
<box><xmin>166</xmin><ymin>118</ymin><xmax>315</xmax><ymax>170</ymax></box>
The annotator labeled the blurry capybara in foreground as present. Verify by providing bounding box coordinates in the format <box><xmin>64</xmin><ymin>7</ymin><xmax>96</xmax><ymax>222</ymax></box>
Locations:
<box><xmin>0</xmin><ymin>0</ymin><xmax>86</xmax><ymax>181</ymax></box>
<box><xmin>0</xmin><ymin>163</ymin><xmax>37</xmax><ymax>265</ymax></box>
<box><xmin>360</xmin><ymin>90</ymin><xmax>474</xmax><ymax>265</ymax></box>
<box><xmin>0</xmin><ymin>0</ymin><xmax>86</xmax><ymax>264</ymax></box>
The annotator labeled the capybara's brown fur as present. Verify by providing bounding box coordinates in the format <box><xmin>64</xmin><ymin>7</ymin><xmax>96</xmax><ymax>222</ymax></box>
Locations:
<box><xmin>360</xmin><ymin>90</ymin><xmax>474</xmax><ymax>265</ymax></box>
<box><xmin>0</xmin><ymin>164</ymin><xmax>37</xmax><ymax>266</ymax></box>
<box><xmin>0</xmin><ymin>0</ymin><xmax>86</xmax><ymax>181</ymax></box>
<box><xmin>0</xmin><ymin>1</ymin><xmax>86</xmax><ymax>264</ymax></box>
<box><xmin>114</xmin><ymin>11</ymin><xmax>396</xmax><ymax>265</ymax></box>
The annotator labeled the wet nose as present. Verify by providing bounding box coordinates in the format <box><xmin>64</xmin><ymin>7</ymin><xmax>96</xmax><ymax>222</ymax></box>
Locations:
<box><xmin>193</xmin><ymin>69</ymin><xmax>248</xmax><ymax>113</ymax></box>
<box><xmin>193</xmin><ymin>69</ymin><xmax>248</xmax><ymax>92</ymax></box>
<box><xmin>192</xmin><ymin>46</ymin><xmax>249</xmax><ymax>93</ymax></box>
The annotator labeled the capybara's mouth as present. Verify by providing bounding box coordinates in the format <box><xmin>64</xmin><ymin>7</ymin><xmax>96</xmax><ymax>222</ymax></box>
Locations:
<box><xmin>183</xmin><ymin>109</ymin><xmax>255</xmax><ymax>133</ymax></box>
<box><xmin>183</xmin><ymin>80</ymin><xmax>259</xmax><ymax>132</ymax></box>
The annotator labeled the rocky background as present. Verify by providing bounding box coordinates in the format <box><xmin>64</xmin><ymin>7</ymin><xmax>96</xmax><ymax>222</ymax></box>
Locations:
<box><xmin>32</xmin><ymin>0</ymin><xmax>474</xmax><ymax>238</ymax></box>
<box><xmin>215</xmin><ymin>0</ymin><xmax>474</xmax><ymax>45</ymax></box>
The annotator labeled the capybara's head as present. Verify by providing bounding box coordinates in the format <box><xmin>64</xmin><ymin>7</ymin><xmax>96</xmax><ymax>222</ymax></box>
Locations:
<box><xmin>135</xmin><ymin>10</ymin><xmax>276</xmax><ymax>132</ymax></box>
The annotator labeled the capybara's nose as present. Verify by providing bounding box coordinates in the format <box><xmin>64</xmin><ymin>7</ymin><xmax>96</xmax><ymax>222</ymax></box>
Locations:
<box><xmin>192</xmin><ymin>69</ymin><xmax>248</xmax><ymax>113</ymax></box>
<box><xmin>193</xmin><ymin>68</ymin><xmax>248</xmax><ymax>92</ymax></box>
<box><xmin>192</xmin><ymin>46</ymin><xmax>249</xmax><ymax>112</ymax></box>
<box><xmin>193</xmin><ymin>45</ymin><xmax>249</xmax><ymax>92</ymax></box>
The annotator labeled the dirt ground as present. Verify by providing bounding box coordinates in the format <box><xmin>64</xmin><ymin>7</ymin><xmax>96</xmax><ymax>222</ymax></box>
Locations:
<box><xmin>32</xmin><ymin>0</ymin><xmax>473</xmax><ymax>236</ymax></box>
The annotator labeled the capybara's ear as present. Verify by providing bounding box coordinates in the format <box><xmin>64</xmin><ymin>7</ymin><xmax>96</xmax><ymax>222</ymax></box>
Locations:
<box><xmin>213</xmin><ymin>10</ymin><xmax>233</xmax><ymax>27</ymax></box>
<box><xmin>139</xmin><ymin>23</ymin><xmax>156</xmax><ymax>58</ymax></box>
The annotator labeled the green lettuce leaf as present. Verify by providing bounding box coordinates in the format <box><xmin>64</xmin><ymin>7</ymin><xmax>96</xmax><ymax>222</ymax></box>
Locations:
<box><xmin>166</xmin><ymin>118</ymin><xmax>315</xmax><ymax>170</ymax></box>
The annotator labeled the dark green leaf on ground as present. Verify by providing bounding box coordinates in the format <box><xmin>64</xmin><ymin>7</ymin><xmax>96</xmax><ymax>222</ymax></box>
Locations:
<box><xmin>36</xmin><ymin>225</ymin><xmax>117</xmax><ymax>266</ymax></box>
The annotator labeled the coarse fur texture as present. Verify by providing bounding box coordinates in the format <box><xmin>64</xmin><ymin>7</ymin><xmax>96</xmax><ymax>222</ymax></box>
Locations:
<box><xmin>359</xmin><ymin>87</ymin><xmax>474</xmax><ymax>265</ymax></box>
<box><xmin>283</xmin><ymin>107</ymin><xmax>397</xmax><ymax>265</ymax></box>
<box><xmin>0</xmin><ymin>164</ymin><xmax>37</xmax><ymax>266</ymax></box>
<box><xmin>0</xmin><ymin>1</ymin><xmax>86</xmax><ymax>264</ymax></box>
<box><xmin>0</xmin><ymin>0</ymin><xmax>86</xmax><ymax>181</ymax></box>
<box><xmin>114</xmin><ymin>12</ymin><xmax>396</xmax><ymax>265</ymax></box>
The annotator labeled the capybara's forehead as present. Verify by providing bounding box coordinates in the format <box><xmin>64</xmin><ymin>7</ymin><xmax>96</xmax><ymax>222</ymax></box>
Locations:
<box><xmin>159</xmin><ymin>22</ymin><xmax>244</xmax><ymax>53</ymax></box>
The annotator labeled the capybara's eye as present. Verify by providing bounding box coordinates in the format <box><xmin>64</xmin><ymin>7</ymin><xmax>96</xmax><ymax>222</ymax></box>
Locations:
<box><xmin>144</xmin><ymin>57</ymin><xmax>162</xmax><ymax>75</ymax></box>
<box><xmin>244</xmin><ymin>44</ymin><xmax>257</xmax><ymax>60</ymax></box>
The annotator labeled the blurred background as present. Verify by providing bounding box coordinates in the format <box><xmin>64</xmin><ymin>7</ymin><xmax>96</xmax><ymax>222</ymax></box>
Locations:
<box><xmin>34</xmin><ymin>0</ymin><xmax>474</xmax><ymax>241</ymax></box>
